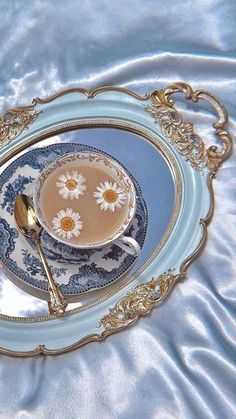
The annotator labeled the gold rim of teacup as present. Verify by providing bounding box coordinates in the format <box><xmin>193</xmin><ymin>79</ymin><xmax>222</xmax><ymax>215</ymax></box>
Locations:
<box><xmin>33</xmin><ymin>151</ymin><xmax>137</xmax><ymax>249</ymax></box>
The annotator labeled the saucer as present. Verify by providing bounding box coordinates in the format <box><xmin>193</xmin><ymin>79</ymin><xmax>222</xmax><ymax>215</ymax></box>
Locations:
<box><xmin>0</xmin><ymin>143</ymin><xmax>148</xmax><ymax>300</ymax></box>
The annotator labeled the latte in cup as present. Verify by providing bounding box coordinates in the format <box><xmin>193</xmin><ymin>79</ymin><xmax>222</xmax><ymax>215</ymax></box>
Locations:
<box><xmin>40</xmin><ymin>162</ymin><xmax>130</xmax><ymax>246</ymax></box>
<box><xmin>33</xmin><ymin>151</ymin><xmax>139</xmax><ymax>254</ymax></box>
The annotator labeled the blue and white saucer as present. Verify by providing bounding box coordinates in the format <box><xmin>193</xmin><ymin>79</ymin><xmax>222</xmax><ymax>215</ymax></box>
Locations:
<box><xmin>0</xmin><ymin>143</ymin><xmax>148</xmax><ymax>301</ymax></box>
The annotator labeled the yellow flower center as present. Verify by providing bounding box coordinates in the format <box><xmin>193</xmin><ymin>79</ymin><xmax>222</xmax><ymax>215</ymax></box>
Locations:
<box><xmin>103</xmin><ymin>189</ymin><xmax>118</xmax><ymax>203</ymax></box>
<box><xmin>60</xmin><ymin>217</ymin><xmax>75</xmax><ymax>231</ymax></box>
<box><xmin>66</xmin><ymin>179</ymin><xmax>77</xmax><ymax>190</ymax></box>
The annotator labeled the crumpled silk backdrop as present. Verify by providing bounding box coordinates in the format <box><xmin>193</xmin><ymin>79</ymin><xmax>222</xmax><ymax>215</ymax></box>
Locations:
<box><xmin>0</xmin><ymin>1</ymin><xmax>235</xmax><ymax>418</ymax></box>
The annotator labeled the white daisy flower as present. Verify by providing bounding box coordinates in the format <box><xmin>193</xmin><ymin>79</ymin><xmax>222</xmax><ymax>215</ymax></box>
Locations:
<box><xmin>93</xmin><ymin>181</ymin><xmax>127</xmax><ymax>212</ymax></box>
<box><xmin>52</xmin><ymin>208</ymin><xmax>83</xmax><ymax>240</ymax></box>
<box><xmin>56</xmin><ymin>170</ymin><xmax>86</xmax><ymax>200</ymax></box>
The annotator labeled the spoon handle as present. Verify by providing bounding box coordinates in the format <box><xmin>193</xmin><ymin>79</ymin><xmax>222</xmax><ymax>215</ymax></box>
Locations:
<box><xmin>35</xmin><ymin>240</ymin><xmax>68</xmax><ymax>314</ymax></box>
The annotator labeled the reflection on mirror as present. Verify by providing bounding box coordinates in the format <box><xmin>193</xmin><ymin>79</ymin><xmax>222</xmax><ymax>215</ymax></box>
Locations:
<box><xmin>0</xmin><ymin>127</ymin><xmax>177</xmax><ymax>318</ymax></box>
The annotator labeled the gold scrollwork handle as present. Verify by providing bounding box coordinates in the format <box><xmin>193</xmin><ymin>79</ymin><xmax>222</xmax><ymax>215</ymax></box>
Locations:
<box><xmin>150</xmin><ymin>82</ymin><xmax>233</xmax><ymax>171</ymax></box>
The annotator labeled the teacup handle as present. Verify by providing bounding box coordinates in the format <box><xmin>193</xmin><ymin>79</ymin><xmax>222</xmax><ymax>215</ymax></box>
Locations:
<box><xmin>114</xmin><ymin>235</ymin><xmax>141</xmax><ymax>257</ymax></box>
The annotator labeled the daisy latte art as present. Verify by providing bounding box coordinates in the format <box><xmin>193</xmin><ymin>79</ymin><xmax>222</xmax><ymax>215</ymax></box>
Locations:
<box><xmin>33</xmin><ymin>151</ymin><xmax>140</xmax><ymax>255</ymax></box>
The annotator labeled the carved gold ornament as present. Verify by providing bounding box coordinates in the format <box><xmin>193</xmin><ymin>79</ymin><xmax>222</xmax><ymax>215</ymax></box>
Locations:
<box><xmin>145</xmin><ymin>82</ymin><xmax>232</xmax><ymax>172</ymax></box>
<box><xmin>0</xmin><ymin>106</ymin><xmax>39</xmax><ymax>148</ymax></box>
<box><xmin>99</xmin><ymin>270</ymin><xmax>179</xmax><ymax>331</ymax></box>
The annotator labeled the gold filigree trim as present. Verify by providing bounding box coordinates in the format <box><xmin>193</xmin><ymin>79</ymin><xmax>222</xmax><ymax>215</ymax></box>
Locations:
<box><xmin>0</xmin><ymin>86</ymin><xmax>149</xmax><ymax>150</ymax></box>
<box><xmin>0</xmin><ymin>84</ymin><xmax>224</xmax><ymax>356</ymax></box>
<box><xmin>0</xmin><ymin>106</ymin><xmax>40</xmax><ymax>149</ymax></box>
<box><xmin>146</xmin><ymin>82</ymin><xmax>232</xmax><ymax>172</ymax></box>
<box><xmin>32</xmin><ymin>86</ymin><xmax>149</xmax><ymax>104</ymax></box>
<box><xmin>99</xmin><ymin>270</ymin><xmax>179</xmax><ymax>331</ymax></box>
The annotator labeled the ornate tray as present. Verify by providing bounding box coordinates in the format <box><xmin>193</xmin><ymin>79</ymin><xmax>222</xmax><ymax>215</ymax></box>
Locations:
<box><xmin>0</xmin><ymin>82</ymin><xmax>232</xmax><ymax>356</ymax></box>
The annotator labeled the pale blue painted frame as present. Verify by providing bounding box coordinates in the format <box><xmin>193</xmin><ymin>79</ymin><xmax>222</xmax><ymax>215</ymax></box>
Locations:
<box><xmin>0</xmin><ymin>87</ymin><xmax>215</xmax><ymax>355</ymax></box>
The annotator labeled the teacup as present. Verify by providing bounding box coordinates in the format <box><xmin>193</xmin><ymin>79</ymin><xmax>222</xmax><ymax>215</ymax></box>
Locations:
<box><xmin>33</xmin><ymin>151</ymin><xmax>141</xmax><ymax>256</ymax></box>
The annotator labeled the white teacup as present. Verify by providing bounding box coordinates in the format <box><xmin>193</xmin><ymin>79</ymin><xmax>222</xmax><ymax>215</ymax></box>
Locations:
<box><xmin>33</xmin><ymin>151</ymin><xmax>141</xmax><ymax>257</ymax></box>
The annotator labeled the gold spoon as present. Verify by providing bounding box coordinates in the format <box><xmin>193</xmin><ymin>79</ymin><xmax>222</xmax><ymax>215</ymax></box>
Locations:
<box><xmin>14</xmin><ymin>194</ymin><xmax>68</xmax><ymax>315</ymax></box>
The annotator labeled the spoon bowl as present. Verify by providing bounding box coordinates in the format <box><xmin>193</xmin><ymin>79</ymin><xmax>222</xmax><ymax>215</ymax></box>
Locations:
<box><xmin>14</xmin><ymin>194</ymin><xmax>42</xmax><ymax>237</ymax></box>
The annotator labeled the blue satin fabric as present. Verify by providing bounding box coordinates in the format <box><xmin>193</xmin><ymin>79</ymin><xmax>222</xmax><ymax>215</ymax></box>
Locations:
<box><xmin>0</xmin><ymin>1</ymin><xmax>235</xmax><ymax>418</ymax></box>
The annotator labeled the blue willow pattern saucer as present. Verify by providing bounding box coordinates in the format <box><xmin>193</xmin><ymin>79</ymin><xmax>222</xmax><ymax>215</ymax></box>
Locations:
<box><xmin>0</xmin><ymin>143</ymin><xmax>148</xmax><ymax>296</ymax></box>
